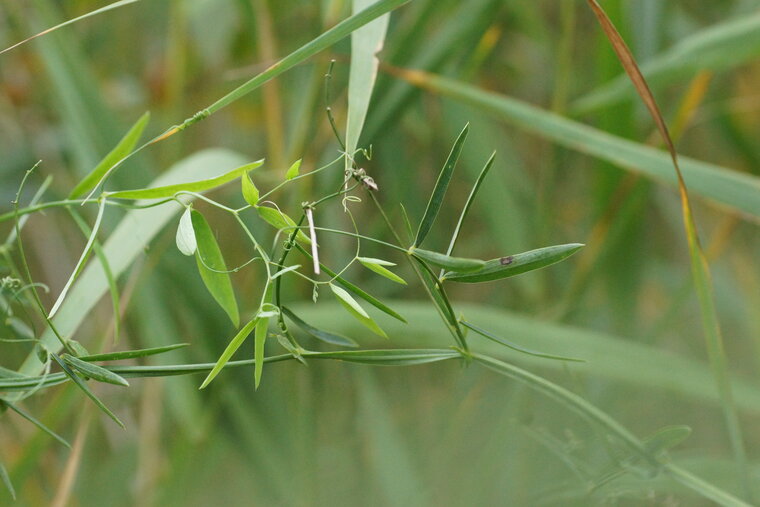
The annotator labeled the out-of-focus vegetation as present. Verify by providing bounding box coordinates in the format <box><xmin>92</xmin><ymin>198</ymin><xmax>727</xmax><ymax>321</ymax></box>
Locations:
<box><xmin>1</xmin><ymin>0</ymin><xmax>760</xmax><ymax>505</ymax></box>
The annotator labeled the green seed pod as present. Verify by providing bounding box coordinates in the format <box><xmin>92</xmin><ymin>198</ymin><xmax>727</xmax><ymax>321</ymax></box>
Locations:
<box><xmin>409</xmin><ymin>248</ymin><xmax>485</xmax><ymax>273</ymax></box>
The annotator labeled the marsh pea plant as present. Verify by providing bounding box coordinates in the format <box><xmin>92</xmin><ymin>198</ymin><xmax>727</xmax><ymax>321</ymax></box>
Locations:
<box><xmin>0</xmin><ymin>1</ymin><xmax>753</xmax><ymax>505</ymax></box>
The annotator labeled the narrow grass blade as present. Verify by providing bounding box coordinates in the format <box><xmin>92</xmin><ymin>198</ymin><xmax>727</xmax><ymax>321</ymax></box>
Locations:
<box><xmin>391</xmin><ymin>69</ymin><xmax>760</xmax><ymax>222</ymax></box>
<box><xmin>49</xmin><ymin>198</ymin><xmax>106</xmax><ymax>318</ymax></box>
<box><xmin>346</xmin><ymin>0</ymin><xmax>390</xmax><ymax>170</ymax></box>
<box><xmin>445</xmin><ymin>151</ymin><xmax>495</xmax><ymax>257</ymax></box>
<box><xmin>573</xmin><ymin>10</ymin><xmax>760</xmax><ymax>114</ymax></box>
<box><xmin>297</xmin><ymin>246</ymin><xmax>406</xmax><ymax>322</ymax></box>
<box><xmin>256</xmin><ymin>206</ymin><xmax>311</xmax><ymax>245</ymax></box>
<box><xmin>199</xmin><ymin>317</ymin><xmax>257</xmax><ymax>389</ymax></box>
<box><xmin>204</xmin><ymin>0</ymin><xmax>408</xmax><ymax>116</ymax></box>
<box><xmin>357</xmin><ymin>257</ymin><xmax>407</xmax><ymax>285</ymax></box>
<box><xmin>191</xmin><ymin>210</ymin><xmax>239</xmax><ymax>327</ymax></box>
<box><xmin>414</xmin><ymin>123</ymin><xmax>468</xmax><ymax>247</ymax></box>
<box><xmin>473</xmin><ymin>353</ymin><xmax>659</xmax><ymax>471</ymax></box>
<box><xmin>442</xmin><ymin>244</ymin><xmax>584</xmax><ymax>283</ymax></box>
<box><xmin>68</xmin><ymin>208</ymin><xmax>121</xmax><ymax>343</ymax></box>
<box><xmin>175</xmin><ymin>208</ymin><xmax>196</xmax><ymax>256</ymax></box>
<box><xmin>61</xmin><ymin>354</ymin><xmax>129</xmax><ymax>387</ymax></box>
<box><xmin>1</xmin><ymin>400</ymin><xmax>71</xmax><ymax>448</ymax></box>
<box><xmin>329</xmin><ymin>283</ymin><xmax>387</xmax><ymax>338</ymax></box>
<box><xmin>461</xmin><ymin>321</ymin><xmax>584</xmax><ymax>363</ymax></box>
<box><xmin>282</xmin><ymin>307</ymin><xmax>358</xmax><ymax>348</ymax></box>
<box><xmin>78</xmin><ymin>343</ymin><xmax>189</xmax><ymax>362</ymax></box>
<box><xmin>0</xmin><ymin>0</ymin><xmax>138</xmax><ymax>56</ymax></box>
<box><xmin>0</xmin><ymin>461</ymin><xmax>14</xmax><ymax>501</ymax></box>
<box><xmin>107</xmin><ymin>160</ymin><xmax>263</xmax><ymax>200</ymax></box>
<box><xmin>50</xmin><ymin>354</ymin><xmax>124</xmax><ymax>428</ymax></box>
<box><xmin>410</xmin><ymin>248</ymin><xmax>485</xmax><ymax>272</ymax></box>
<box><xmin>587</xmin><ymin>0</ymin><xmax>750</xmax><ymax>498</ymax></box>
<box><xmin>68</xmin><ymin>111</ymin><xmax>150</xmax><ymax>199</ymax></box>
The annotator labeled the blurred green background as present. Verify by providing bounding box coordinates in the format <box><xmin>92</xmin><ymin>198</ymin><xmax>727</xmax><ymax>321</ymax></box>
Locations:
<box><xmin>1</xmin><ymin>0</ymin><xmax>759</xmax><ymax>505</ymax></box>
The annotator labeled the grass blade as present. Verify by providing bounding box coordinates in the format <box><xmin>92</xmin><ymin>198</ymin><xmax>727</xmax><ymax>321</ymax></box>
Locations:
<box><xmin>107</xmin><ymin>160</ymin><xmax>263</xmax><ymax>200</ymax></box>
<box><xmin>304</xmin><ymin>348</ymin><xmax>459</xmax><ymax>366</ymax></box>
<box><xmin>191</xmin><ymin>210</ymin><xmax>239</xmax><ymax>327</ymax></box>
<box><xmin>282</xmin><ymin>307</ymin><xmax>358</xmax><ymax>348</ymax></box>
<box><xmin>0</xmin><ymin>0</ymin><xmax>138</xmax><ymax>56</ymax></box>
<box><xmin>442</xmin><ymin>244</ymin><xmax>584</xmax><ymax>283</ymax></box>
<box><xmin>414</xmin><ymin>123</ymin><xmax>468</xmax><ymax>247</ymax></box>
<box><xmin>345</xmin><ymin>0</ymin><xmax>391</xmax><ymax>168</ymax></box>
<box><xmin>48</xmin><ymin>198</ymin><xmax>106</xmax><ymax>318</ymax></box>
<box><xmin>573</xmin><ymin>10</ymin><xmax>760</xmax><ymax>114</ymax></box>
<box><xmin>68</xmin><ymin>111</ymin><xmax>150</xmax><ymax>199</ymax></box>
<box><xmin>391</xmin><ymin>69</ymin><xmax>760</xmax><ymax>222</ymax></box>
<box><xmin>586</xmin><ymin>0</ymin><xmax>750</xmax><ymax>498</ymax></box>
<box><xmin>0</xmin><ymin>461</ymin><xmax>14</xmax><ymax>501</ymax></box>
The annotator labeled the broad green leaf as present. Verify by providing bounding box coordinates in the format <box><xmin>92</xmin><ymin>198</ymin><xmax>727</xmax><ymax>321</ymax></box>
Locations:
<box><xmin>396</xmin><ymin>70</ymin><xmax>760</xmax><ymax>222</ymax></box>
<box><xmin>282</xmin><ymin>306</ymin><xmax>358</xmax><ymax>348</ymax></box>
<box><xmin>573</xmin><ymin>10</ymin><xmax>760</xmax><ymax>114</ymax></box>
<box><xmin>414</xmin><ymin>123</ymin><xmax>468</xmax><ymax>247</ymax></box>
<box><xmin>345</xmin><ymin>0</ymin><xmax>390</xmax><ymax>172</ymax></box>
<box><xmin>61</xmin><ymin>354</ymin><xmax>129</xmax><ymax>387</ymax></box>
<box><xmin>79</xmin><ymin>343</ymin><xmax>189</xmax><ymax>362</ymax></box>
<box><xmin>175</xmin><ymin>208</ymin><xmax>196</xmax><ymax>256</ymax></box>
<box><xmin>442</xmin><ymin>244</ymin><xmax>584</xmax><ymax>283</ymax></box>
<box><xmin>50</xmin><ymin>354</ymin><xmax>124</xmax><ymax>428</ymax></box>
<box><xmin>329</xmin><ymin>283</ymin><xmax>387</xmax><ymax>338</ymax></box>
<box><xmin>1</xmin><ymin>400</ymin><xmax>71</xmax><ymax>448</ymax></box>
<box><xmin>254</xmin><ymin>313</ymin><xmax>269</xmax><ymax>389</ymax></box>
<box><xmin>49</xmin><ymin>198</ymin><xmax>106</xmax><ymax>318</ymax></box>
<box><xmin>107</xmin><ymin>160</ymin><xmax>263</xmax><ymax>200</ymax></box>
<box><xmin>462</xmin><ymin>321</ymin><xmax>584</xmax><ymax>362</ymax></box>
<box><xmin>256</xmin><ymin>206</ymin><xmax>311</xmax><ymax>245</ymax></box>
<box><xmin>445</xmin><ymin>151</ymin><xmax>495</xmax><ymax>257</ymax></box>
<box><xmin>0</xmin><ymin>0</ymin><xmax>138</xmax><ymax>56</ymax></box>
<box><xmin>357</xmin><ymin>257</ymin><xmax>407</xmax><ymax>285</ymax></box>
<box><xmin>0</xmin><ymin>462</ymin><xmax>14</xmax><ymax>501</ymax></box>
<box><xmin>410</xmin><ymin>247</ymin><xmax>485</xmax><ymax>273</ymax></box>
<box><xmin>200</xmin><ymin>317</ymin><xmax>257</xmax><ymax>389</ymax></box>
<box><xmin>68</xmin><ymin>111</ymin><xmax>150</xmax><ymax>199</ymax></box>
<box><xmin>285</xmin><ymin>159</ymin><xmax>302</xmax><ymax>180</ymax></box>
<box><xmin>191</xmin><ymin>210</ymin><xmax>239</xmax><ymax>327</ymax></box>
<box><xmin>15</xmin><ymin>149</ymin><xmax>250</xmax><ymax>382</ymax></box>
<box><xmin>241</xmin><ymin>171</ymin><xmax>260</xmax><ymax>206</ymax></box>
